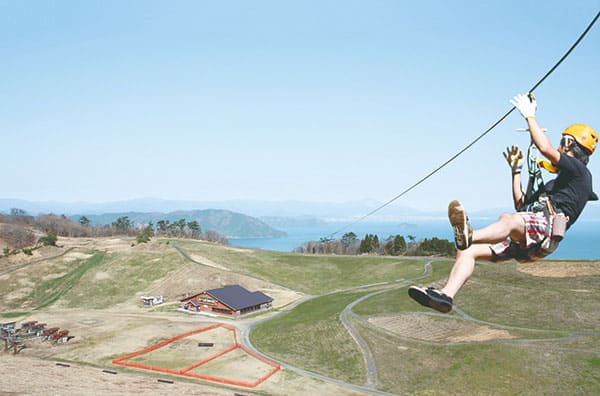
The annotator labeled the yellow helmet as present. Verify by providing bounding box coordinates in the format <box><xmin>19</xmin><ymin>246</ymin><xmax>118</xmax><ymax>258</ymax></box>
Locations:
<box><xmin>562</xmin><ymin>124</ymin><xmax>598</xmax><ymax>154</ymax></box>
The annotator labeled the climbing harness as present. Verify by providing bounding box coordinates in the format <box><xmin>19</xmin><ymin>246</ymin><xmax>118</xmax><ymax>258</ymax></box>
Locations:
<box><xmin>524</xmin><ymin>136</ymin><xmax>545</xmax><ymax>209</ymax></box>
<box><xmin>518</xmin><ymin>133</ymin><xmax>569</xmax><ymax>244</ymax></box>
<box><xmin>515</xmin><ymin>127</ymin><xmax>554</xmax><ymax>211</ymax></box>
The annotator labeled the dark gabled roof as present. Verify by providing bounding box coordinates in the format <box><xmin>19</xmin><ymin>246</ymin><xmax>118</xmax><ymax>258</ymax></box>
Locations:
<box><xmin>207</xmin><ymin>285</ymin><xmax>272</xmax><ymax>311</ymax></box>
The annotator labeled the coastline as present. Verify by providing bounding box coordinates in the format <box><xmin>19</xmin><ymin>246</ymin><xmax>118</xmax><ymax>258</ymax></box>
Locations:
<box><xmin>230</xmin><ymin>219</ymin><xmax>600</xmax><ymax>260</ymax></box>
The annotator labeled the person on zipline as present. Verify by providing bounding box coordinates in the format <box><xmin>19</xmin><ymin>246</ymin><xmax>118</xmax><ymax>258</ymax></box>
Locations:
<box><xmin>409</xmin><ymin>93</ymin><xmax>598</xmax><ymax>313</ymax></box>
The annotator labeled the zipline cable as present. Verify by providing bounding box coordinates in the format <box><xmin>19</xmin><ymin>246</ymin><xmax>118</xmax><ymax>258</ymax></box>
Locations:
<box><xmin>328</xmin><ymin>10</ymin><xmax>600</xmax><ymax>239</ymax></box>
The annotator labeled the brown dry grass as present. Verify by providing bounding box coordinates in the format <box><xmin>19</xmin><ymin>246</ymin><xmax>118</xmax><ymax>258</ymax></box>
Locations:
<box><xmin>1</xmin><ymin>311</ymin><xmax>361</xmax><ymax>395</ymax></box>
<box><xmin>518</xmin><ymin>260</ymin><xmax>600</xmax><ymax>278</ymax></box>
<box><xmin>0</xmin><ymin>354</ymin><xmax>233</xmax><ymax>396</ymax></box>
<box><xmin>0</xmin><ymin>236</ymin><xmax>363</xmax><ymax>396</ymax></box>
<box><xmin>148</xmin><ymin>260</ymin><xmax>303</xmax><ymax>309</ymax></box>
<box><xmin>368</xmin><ymin>313</ymin><xmax>514</xmax><ymax>343</ymax></box>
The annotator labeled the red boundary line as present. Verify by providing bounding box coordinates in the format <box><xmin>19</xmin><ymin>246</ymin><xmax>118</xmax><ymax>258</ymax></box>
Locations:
<box><xmin>112</xmin><ymin>324</ymin><xmax>222</xmax><ymax>362</ymax></box>
<box><xmin>180</xmin><ymin>344</ymin><xmax>239</xmax><ymax>373</ymax></box>
<box><xmin>111</xmin><ymin>324</ymin><xmax>280</xmax><ymax>388</ymax></box>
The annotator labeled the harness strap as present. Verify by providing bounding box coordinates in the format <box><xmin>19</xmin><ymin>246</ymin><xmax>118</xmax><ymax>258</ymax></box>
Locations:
<box><xmin>524</xmin><ymin>140</ymin><xmax>545</xmax><ymax>206</ymax></box>
<box><xmin>545</xmin><ymin>197</ymin><xmax>556</xmax><ymax>217</ymax></box>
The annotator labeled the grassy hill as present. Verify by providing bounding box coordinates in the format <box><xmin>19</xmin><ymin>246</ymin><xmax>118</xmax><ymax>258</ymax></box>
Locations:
<box><xmin>1</xmin><ymin>238</ymin><xmax>599</xmax><ymax>395</ymax></box>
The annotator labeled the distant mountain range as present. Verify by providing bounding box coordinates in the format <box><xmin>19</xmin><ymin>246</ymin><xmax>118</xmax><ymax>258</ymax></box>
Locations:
<box><xmin>0</xmin><ymin>197</ymin><xmax>422</xmax><ymax>219</ymax></box>
<box><xmin>2</xmin><ymin>197</ymin><xmax>599</xmax><ymax>236</ymax></box>
<box><xmin>0</xmin><ymin>197</ymin><xmax>446</xmax><ymax>219</ymax></box>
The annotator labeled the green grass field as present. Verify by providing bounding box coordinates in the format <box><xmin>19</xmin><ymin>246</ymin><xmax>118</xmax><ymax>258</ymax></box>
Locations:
<box><xmin>60</xmin><ymin>250</ymin><xmax>182</xmax><ymax>309</ymax></box>
<box><xmin>251</xmin><ymin>291</ymin><xmax>369</xmax><ymax>383</ymax></box>
<box><xmin>347</xmin><ymin>260</ymin><xmax>600</xmax><ymax>395</ymax></box>
<box><xmin>2</xmin><ymin>239</ymin><xmax>599</xmax><ymax>395</ymax></box>
<box><xmin>355</xmin><ymin>319</ymin><xmax>600</xmax><ymax>395</ymax></box>
<box><xmin>171</xmin><ymin>239</ymin><xmax>425</xmax><ymax>294</ymax></box>
<box><xmin>0</xmin><ymin>248</ymin><xmax>184</xmax><ymax>312</ymax></box>
<box><xmin>456</xmin><ymin>262</ymin><xmax>600</xmax><ymax>331</ymax></box>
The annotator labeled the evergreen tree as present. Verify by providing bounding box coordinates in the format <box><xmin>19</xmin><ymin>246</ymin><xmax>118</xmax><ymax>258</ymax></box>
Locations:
<box><xmin>175</xmin><ymin>219</ymin><xmax>187</xmax><ymax>236</ymax></box>
<box><xmin>372</xmin><ymin>234</ymin><xmax>380</xmax><ymax>250</ymax></box>
<box><xmin>187</xmin><ymin>220</ymin><xmax>201</xmax><ymax>238</ymax></box>
<box><xmin>39</xmin><ymin>232</ymin><xmax>58</xmax><ymax>246</ymax></box>
<box><xmin>393</xmin><ymin>235</ymin><xmax>406</xmax><ymax>255</ymax></box>
<box><xmin>359</xmin><ymin>234</ymin><xmax>379</xmax><ymax>254</ymax></box>
<box><xmin>415</xmin><ymin>237</ymin><xmax>455</xmax><ymax>256</ymax></box>
<box><xmin>341</xmin><ymin>232</ymin><xmax>357</xmax><ymax>247</ymax></box>
<box><xmin>136</xmin><ymin>223</ymin><xmax>154</xmax><ymax>244</ymax></box>
<box><xmin>156</xmin><ymin>220</ymin><xmax>169</xmax><ymax>234</ymax></box>
<box><xmin>112</xmin><ymin>216</ymin><xmax>132</xmax><ymax>233</ymax></box>
<box><xmin>383</xmin><ymin>234</ymin><xmax>407</xmax><ymax>255</ymax></box>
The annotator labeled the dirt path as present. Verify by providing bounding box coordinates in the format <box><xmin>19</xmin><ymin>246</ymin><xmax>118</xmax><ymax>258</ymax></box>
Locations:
<box><xmin>351</xmin><ymin>260</ymin><xmax>600</xmax><ymax>356</ymax></box>
<box><xmin>333</xmin><ymin>258</ymin><xmax>600</xmax><ymax>393</ymax></box>
<box><xmin>5</xmin><ymin>240</ymin><xmax>599</xmax><ymax>395</ymax></box>
<box><xmin>235</xmin><ymin>262</ymin><xmax>436</xmax><ymax>396</ymax></box>
<box><xmin>169</xmin><ymin>249</ymin><xmax>600</xmax><ymax>393</ymax></box>
<box><xmin>0</xmin><ymin>247</ymin><xmax>73</xmax><ymax>275</ymax></box>
<box><xmin>338</xmin><ymin>259</ymin><xmax>434</xmax><ymax>389</ymax></box>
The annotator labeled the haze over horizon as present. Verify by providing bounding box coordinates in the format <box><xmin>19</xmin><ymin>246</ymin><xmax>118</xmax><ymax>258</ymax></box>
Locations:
<box><xmin>0</xmin><ymin>196</ymin><xmax>444</xmax><ymax>218</ymax></box>
<box><xmin>3</xmin><ymin>2</ymin><xmax>599</xmax><ymax>213</ymax></box>
<box><xmin>3</xmin><ymin>196</ymin><xmax>600</xmax><ymax>224</ymax></box>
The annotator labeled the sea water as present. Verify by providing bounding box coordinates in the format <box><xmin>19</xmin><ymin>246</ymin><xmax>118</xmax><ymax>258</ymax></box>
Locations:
<box><xmin>230</xmin><ymin>219</ymin><xmax>600</xmax><ymax>260</ymax></box>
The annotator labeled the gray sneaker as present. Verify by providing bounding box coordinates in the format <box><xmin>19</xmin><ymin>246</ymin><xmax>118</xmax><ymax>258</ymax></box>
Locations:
<box><xmin>448</xmin><ymin>200</ymin><xmax>472</xmax><ymax>250</ymax></box>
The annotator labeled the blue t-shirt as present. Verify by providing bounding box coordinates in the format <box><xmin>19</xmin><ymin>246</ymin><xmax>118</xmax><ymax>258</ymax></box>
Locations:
<box><xmin>544</xmin><ymin>153</ymin><xmax>596</xmax><ymax>228</ymax></box>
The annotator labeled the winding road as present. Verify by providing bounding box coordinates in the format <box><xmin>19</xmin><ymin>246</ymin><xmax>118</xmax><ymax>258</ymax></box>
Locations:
<box><xmin>173</xmin><ymin>245</ymin><xmax>600</xmax><ymax>395</ymax></box>
<box><xmin>175</xmin><ymin>248</ymin><xmax>450</xmax><ymax>395</ymax></box>
<box><xmin>6</xmin><ymin>239</ymin><xmax>598</xmax><ymax>396</ymax></box>
<box><xmin>18</xmin><ymin>243</ymin><xmax>597</xmax><ymax>395</ymax></box>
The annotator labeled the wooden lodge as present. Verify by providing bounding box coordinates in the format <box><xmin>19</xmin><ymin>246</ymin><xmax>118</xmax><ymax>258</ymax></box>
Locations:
<box><xmin>180</xmin><ymin>285</ymin><xmax>273</xmax><ymax>317</ymax></box>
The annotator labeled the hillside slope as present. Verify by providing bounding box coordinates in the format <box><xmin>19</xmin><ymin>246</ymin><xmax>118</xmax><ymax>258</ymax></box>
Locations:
<box><xmin>70</xmin><ymin>209</ymin><xmax>286</xmax><ymax>238</ymax></box>
<box><xmin>2</xmin><ymin>237</ymin><xmax>599</xmax><ymax>396</ymax></box>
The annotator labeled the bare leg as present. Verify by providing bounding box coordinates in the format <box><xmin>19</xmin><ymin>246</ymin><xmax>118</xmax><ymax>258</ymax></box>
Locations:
<box><xmin>441</xmin><ymin>244</ymin><xmax>493</xmax><ymax>299</ymax></box>
<box><xmin>441</xmin><ymin>214</ymin><xmax>525</xmax><ymax>299</ymax></box>
<box><xmin>407</xmin><ymin>243</ymin><xmax>492</xmax><ymax>313</ymax></box>
<box><xmin>473</xmin><ymin>213</ymin><xmax>526</xmax><ymax>244</ymax></box>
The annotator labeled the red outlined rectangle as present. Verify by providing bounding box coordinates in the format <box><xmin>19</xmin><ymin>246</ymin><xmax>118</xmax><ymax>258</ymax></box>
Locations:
<box><xmin>112</xmin><ymin>324</ymin><xmax>280</xmax><ymax>388</ymax></box>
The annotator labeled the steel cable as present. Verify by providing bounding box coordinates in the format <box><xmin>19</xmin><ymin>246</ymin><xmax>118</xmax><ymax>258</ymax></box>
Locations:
<box><xmin>328</xmin><ymin>11</ymin><xmax>600</xmax><ymax>239</ymax></box>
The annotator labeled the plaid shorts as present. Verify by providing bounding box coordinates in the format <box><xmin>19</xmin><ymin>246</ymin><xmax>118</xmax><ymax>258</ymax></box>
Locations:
<box><xmin>490</xmin><ymin>211</ymin><xmax>559</xmax><ymax>262</ymax></box>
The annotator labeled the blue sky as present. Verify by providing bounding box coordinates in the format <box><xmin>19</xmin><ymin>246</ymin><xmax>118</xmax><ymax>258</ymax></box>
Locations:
<box><xmin>2</xmin><ymin>1</ymin><xmax>599</xmax><ymax>212</ymax></box>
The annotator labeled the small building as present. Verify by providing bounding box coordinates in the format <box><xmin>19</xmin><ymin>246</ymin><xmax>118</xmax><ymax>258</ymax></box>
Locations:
<box><xmin>141</xmin><ymin>295</ymin><xmax>164</xmax><ymax>307</ymax></box>
<box><xmin>180</xmin><ymin>285</ymin><xmax>273</xmax><ymax>317</ymax></box>
<box><xmin>0</xmin><ymin>322</ymin><xmax>16</xmax><ymax>338</ymax></box>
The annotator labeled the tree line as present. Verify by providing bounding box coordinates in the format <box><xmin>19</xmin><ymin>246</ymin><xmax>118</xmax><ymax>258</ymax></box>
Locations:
<box><xmin>0</xmin><ymin>209</ymin><xmax>66</xmax><ymax>256</ymax></box>
<box><xmin>294</xmin><ymin>231</ymin><xmax>455</xmax><ymax>257</ymax></box>
<box><xmin>109</xmin><ymin>216</ymin><xmax>227</xmax><ymax>244</ymax></box>
<box><xmin>0</xmin><ymin>209</ymin><xmax>227</xmax><ymax>257</ymax></box>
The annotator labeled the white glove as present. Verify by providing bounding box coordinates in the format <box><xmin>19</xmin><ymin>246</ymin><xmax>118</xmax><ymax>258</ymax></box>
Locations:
<box><xmin>510</xmin><ymin>93</ymin><xmax>537</xmax><ymax>119</ymax></box>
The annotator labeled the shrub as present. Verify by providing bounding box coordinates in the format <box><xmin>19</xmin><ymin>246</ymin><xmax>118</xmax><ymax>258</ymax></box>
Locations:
<box><xmin>415</xmin><ymin>237</ymin><xmax>455</xmax><ymax>256</ymax></box>
<box><xmin>38</xmin><ymin>232</ymin><xmax>58</xmax><ymax>247</ymax></box>
<box><xmin>136</xmin><ymin>224</ymin><xmax>154</xmax><ymax>244</ymax></box>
